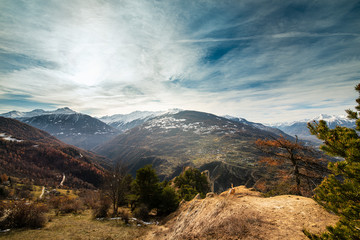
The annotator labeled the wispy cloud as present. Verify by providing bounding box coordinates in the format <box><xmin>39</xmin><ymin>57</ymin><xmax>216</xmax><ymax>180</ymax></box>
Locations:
<box><xmin>0</xmin><ymin>0</ymin><xmax>359</xmax><ymax>123</ymax></box>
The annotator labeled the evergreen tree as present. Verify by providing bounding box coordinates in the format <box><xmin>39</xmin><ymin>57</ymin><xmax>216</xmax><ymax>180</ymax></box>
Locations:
<box><xmin>132</xmin><ymin>165</ymin><xmax>161</xmax><ymax>210</ymax></box>
<box><xmin>174</xmin><ymin>167</ymin><xmax>210</xmax><ymax>200</ymax></box>
<box><xmin>131</xmin><ymin>165</ymin><xmax>179</xmax><ymax>216</ymax></box>
<box><xmin>158</xmin><ymin>186</ymin><xmax>179</xmax><ymax>215</ymax></box>
<box><xmin>306</xmin><ymin>84</ymin><xmax>360</xmax><ymax>239</ymax></box>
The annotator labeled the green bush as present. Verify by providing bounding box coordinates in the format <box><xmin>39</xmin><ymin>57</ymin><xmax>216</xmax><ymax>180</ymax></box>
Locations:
<box><xmin>158</xmin><ymin>186</ymin><xmax>180</xmax><ymax>215</ymax></box>
<box><xmin>174</xmin><ymin>167</ymin><xmax>210</xmax><ymax>200</ymax></box>
<box><xmin>177</xmin><ymin>184</ymin><xmax>198</xmax><ymax>201</ymax></box>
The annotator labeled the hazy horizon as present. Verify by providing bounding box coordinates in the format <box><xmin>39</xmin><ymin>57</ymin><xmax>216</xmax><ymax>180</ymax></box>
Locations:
<box><xmin>1</xmin><ymin>0</ymin><xmax>360</xmax><ymax>124</ymax></box>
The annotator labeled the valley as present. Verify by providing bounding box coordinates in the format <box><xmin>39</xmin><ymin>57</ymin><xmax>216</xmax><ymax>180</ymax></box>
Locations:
<box><xmin>0</xmin><ymin>108</ymin><xmax>338</xmax><ymax>193</ymax></box>
<box><xmin>0</xmin><ymin>107</ymin><xmax>352</xmax><ymax>239</ymax></box>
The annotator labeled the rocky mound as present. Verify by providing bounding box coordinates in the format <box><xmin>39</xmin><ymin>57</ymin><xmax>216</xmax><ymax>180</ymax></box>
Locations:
<box><xmin>143</xmin><ymin>186</ymin><xmax>338</xmax><ymax>240</ymax></box>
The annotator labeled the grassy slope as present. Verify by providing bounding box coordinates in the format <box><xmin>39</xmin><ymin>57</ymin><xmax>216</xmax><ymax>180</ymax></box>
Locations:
<box><xmin>0</xmin><ymin>210</ymin><xmax>148</xmax><ymax>240</ymax></box>
<box><xmin>143</xmin><ymin>186</ymin><xmax>339</xmax><ymax>240</ymax></box>
<box><xmin>0</xmin><ymin>186</ymin><xmax>339</xmax><ymax>240</ymax></box>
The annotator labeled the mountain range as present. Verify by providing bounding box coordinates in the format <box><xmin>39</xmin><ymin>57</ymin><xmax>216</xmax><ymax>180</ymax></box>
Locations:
<box><xmin>1</xmin><ymin>107</ymin><xmax>76</xmax><ymax>118</ymax></box>
<box><xmin>95</xmin><ymin>110</ymin><xmax>294</xmax><ymax>192</ymax></box>
<box><xmin>271</xmin><ymin>114</ymin><xmax>355</xmax><ymax>144</ymax></box>
<box><xmin>0</xmin><ymin>117</ymin><xmax>108</xmax><ymax>188</ymax></box>
<box><xmin>1</xmin><ymin>108</ymin><xmax>120</xmax><ymax>150</ymax></box>
<box><xmin>1</xmin><ymin>107</ymin><xmax>349</xmax><ymax>191</ymax></box>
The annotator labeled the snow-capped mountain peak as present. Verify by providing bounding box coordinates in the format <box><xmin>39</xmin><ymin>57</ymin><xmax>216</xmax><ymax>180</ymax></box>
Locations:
<box><xmin>269</xmin><ymin>114</ymin><xmax>356</xmax><ymax>145</ymax></box>
<box><xmin>53</xmin><ymin>107</ymin><xmax>77</xmax><ymax>115</ymax></box>
<box><xmin>222</xmin><ymin>115</ymin><xmax>287</xmax><ymax>136</ymax></box>
<box><xmin>100</xmin><ymin>109</ymin><xmax>183</xmax><ymax>124</ymax></box>
<box><xmin>100</xmin><ymin>111</ymin><xmax>163</xmax><ymax>124</ymax></box>
<box><xmin>0</xmin><ymin>107</ymin><xmax>77</xmax><ymax>119</ymax></box>
<box><xmin>312</xmin><ymin>114</ymin><xmax>349</xmax><ymax>122</ymax></box>
<box><xmin>1</xmin><ymin>110</ymin><xmax>24</xmax><ymax>118</ymax></box>
<box><xmin>271</xmin><ymin>114</ymin><xmax>353</xmax><ymax>128</ymax></box>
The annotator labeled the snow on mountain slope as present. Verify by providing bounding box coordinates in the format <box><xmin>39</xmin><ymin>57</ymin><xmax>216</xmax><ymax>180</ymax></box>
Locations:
<box><xmin>272</xmin><ymin>114</ymin><xmax>354</xmax><ymax>128</ymax></box>
<box><xmin>99</xmin><ymin>109</ymin><xmax>182</xmax><ymax>132</ymax></box>
<box><xmin>0</xmin><ymin>133</ymin><xmax>23</xmax><ymax>142</ymax></box>
<box><xmin>19</xmin><ymin>113</ymin><xmax>120</xmax><ymax>150</ymax></box>
<box><xmin>95</xmin><ymin>110</ymin><xmax>297</xmax><ymax>192</ymax></box>
<box><xmin>223</xmin><ymin>115</ymin><xmax>287</xmax><ymax>137</ymax></box>
<box><xmin>100</xmin><ymin>111</ymin><xmax>164</xmax><ymax>124</ymax></box>
<box><xmin>0</xmin><ymin>107</ymin><xmax>76</xmax><ymax>118</ymax></box>
<box><xmin>270</xmin><ymin>114</ymin><xmax>355</xmax><ymax>144</ymax></box>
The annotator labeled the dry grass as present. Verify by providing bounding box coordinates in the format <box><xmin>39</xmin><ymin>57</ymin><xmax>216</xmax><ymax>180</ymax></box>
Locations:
<box><xmin>142</xmin><ymin>186</ymin><xmax>339</xmax><ymax>240</ymax></box>
<box><xmin>0</xmin><ymin>210</ymin><xmax>149</xmax><ymax>240</ymax></box>
<box><xmin>174</xmin><ymin>201</ymin><xmax>265</xmax><ymax>240</ymax></box>
<box><xmin>201</xmin><ymin>209</ymin><xmax>264</xmax><ymax>239</ymax></box>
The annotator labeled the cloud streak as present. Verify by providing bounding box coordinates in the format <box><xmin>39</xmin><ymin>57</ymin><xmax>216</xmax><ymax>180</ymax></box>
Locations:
<box><xmin>0</xmin><ymin>0</ymin><xmax>360</xmax><ymax>123</ymax></box>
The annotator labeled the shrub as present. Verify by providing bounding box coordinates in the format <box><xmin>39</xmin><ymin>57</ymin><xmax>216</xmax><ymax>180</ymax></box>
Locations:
<box><xmin>177</xmin><ymin>184</ymin><xmax>198</xmax><ymax>201</ymax></box>
<box><xmin>92</xmin><ymin>195</ymin><xmax>111</xmax><ymax>219</ymax></box>
<box><xmin>59</xmin><ymin>198</ymin><xmax>84</xmax><ymax>214</ymax></box>
<box><xmin>0</xmin><ymin>173</ymin><xmax>8</xmax><ymax>183</ymax></box>
<box><xmin>49</xmin><ymin>196</ymin><xmax>84</xmax><ymax>215</ymax></box>
<box><xmin>0</xmin><ymin>202</ymin><xmax>5</xmax><ymax>218</ymax></box>
<box><xmin>0</xmin><ymin>201</ymin><xmax>48</xmax><ymax>229</ymax></box>
<box><xmin>78</xmin><ymin>189</ymin><xmax>99</xmax><ymax>209</ymax></box>
<box><xmin>158</xmin><ymin>186</ymin><xmax>179</xmax><ymax>215</ymax></box>
<box><xmin>15</xmin><ymin>185</ymin><xmax>33</xmax><ymax>199</ymax></box>
<box><xmin>132</xmin><ymin>204</ymin><xmax>149</xmax><ymax>222</ymax></box>
<box><xmin>0</xmin><ymin>186</ymin><xmax>9</xmax><ymax>199</ymax></box>
<box><xmin>117</xmin><ymin>208</ymin><xmax>130</xmax><ymax>224</ymax></box>
<box><xmin>174</xmin><ymin>167</ymin><xmax>210</xmax><ymax>200</ymax></box>
<box><xmin>261</xmin><ymin>180</ymin><xmax>298</xmax><ymax>197</ymax></box>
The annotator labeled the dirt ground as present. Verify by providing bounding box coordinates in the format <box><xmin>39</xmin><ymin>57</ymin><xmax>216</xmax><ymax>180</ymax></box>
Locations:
<box><xmin>142</xmin><ymin>186</ymin><xmax>339</xmax><ymax>240</ymax></box>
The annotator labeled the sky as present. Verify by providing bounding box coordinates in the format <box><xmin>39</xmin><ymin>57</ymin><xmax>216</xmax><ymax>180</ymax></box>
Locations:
<box><xmin>1</xmin><ymin>0</ymin><xmax>360</xmax><ymax>124</ymax></box>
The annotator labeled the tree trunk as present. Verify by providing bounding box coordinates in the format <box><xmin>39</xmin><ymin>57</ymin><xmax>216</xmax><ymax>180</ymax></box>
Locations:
<box><xmin>294</xmin><ymin>164</ymin><xmax>301</xmax><ymax>195</ymax></box>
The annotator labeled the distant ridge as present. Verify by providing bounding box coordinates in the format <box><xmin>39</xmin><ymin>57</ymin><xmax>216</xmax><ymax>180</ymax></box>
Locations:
<box><xmin>94</xmin><ymin>110</ymin><xmax>295</xmax><ymax>192</ymax></box>
<box><xmin>99</xmin><ymin>109</ymin><xmax>182</xmax><ymax>132</ymax></box>
<box><xmin>0</xmin><ymin>117</ymin><xmax>108</xmax><ymax>188</ymax></box>
<box><xmin>270</xmin><ymin>114</ymin><xmax>355</xmax><ymax>144</ymax></box>
<box><xmin>19</xmin><ymin>113</ymin><xmax>120</xmax><ymax>150</ymax></box>
<box><xmin>1</xmin><ymin>107</ymin><xmax>120</xmax><ymax>150</ymax></box>
<box><xmin>0</xmin><ymin>107</ymin><xmax>77</xmax><ymax>118</ymax></box>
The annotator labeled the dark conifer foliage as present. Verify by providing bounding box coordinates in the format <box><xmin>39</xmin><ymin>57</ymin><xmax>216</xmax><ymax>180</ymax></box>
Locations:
<box><xmin>306</xmin><ymin>84</ymin><xmax>360</xmax><ymax>239</ymax></box>
<box><xmin>174</xmin><ymin>167</ymin><xmax>210</xmax><ymax>200</ymax></box>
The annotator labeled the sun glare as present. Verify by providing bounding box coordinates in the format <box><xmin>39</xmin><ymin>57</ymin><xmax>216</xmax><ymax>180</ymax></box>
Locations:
<box><xmin>73</xmin><ymin>60</ymin><xmax>104</xmax><ymax>86</ymax></box>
